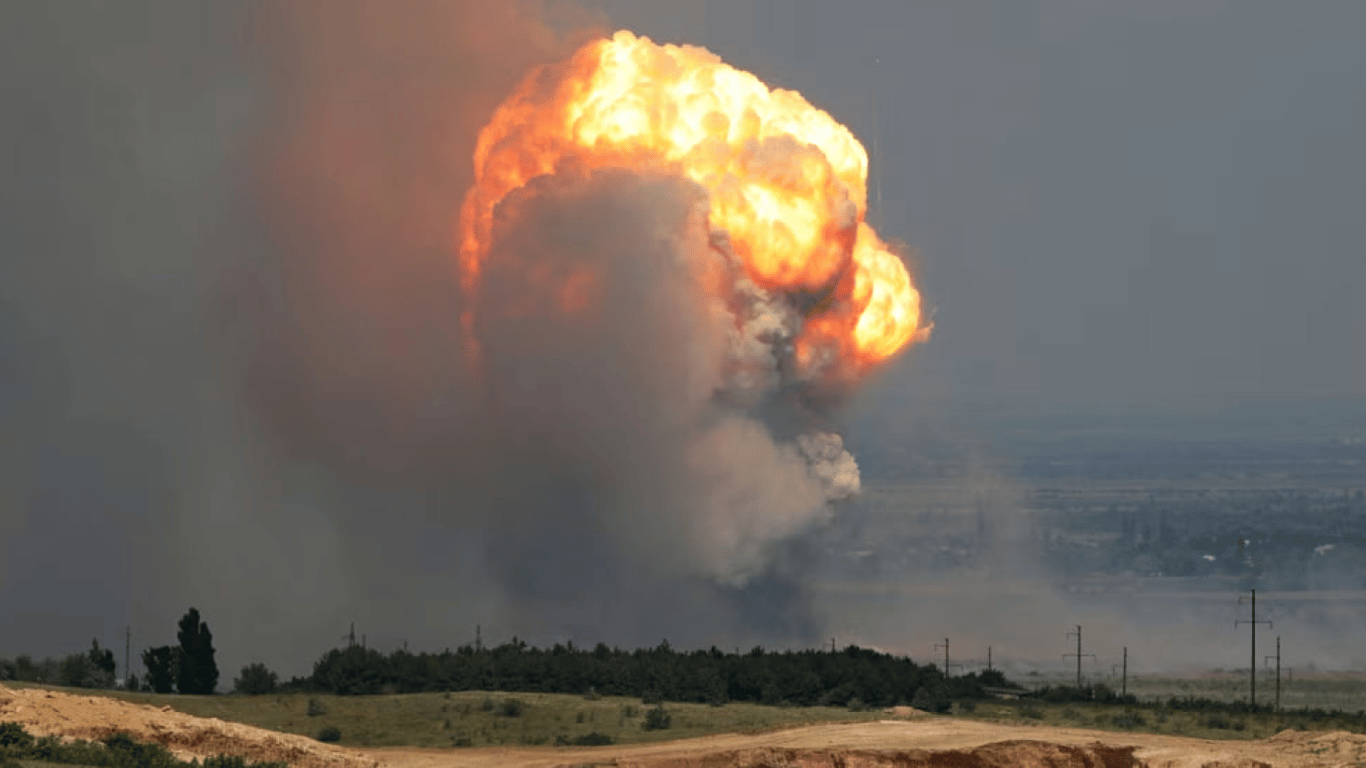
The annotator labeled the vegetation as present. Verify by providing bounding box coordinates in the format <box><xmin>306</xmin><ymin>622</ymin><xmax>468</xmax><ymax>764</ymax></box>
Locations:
<box><xmin>0</xmin><ymin>688</ymin><xmax>896</xmax><ymax>749</ymax></box>
<box><xmin>175</xmin><ymin>608</ymin><xmax>218</xmax><ymax>696</ymax></box>
<box><xmin>0</xmin><ymin>722</ymin><xmax>284</xmax><ymax>768</ymax></box>
<box><xmin>232</xmin><ymin>664</ymin><xmax>278</xmax><ymax>696</ymax></box>
<box><xmin>296</xmin><ymin>639</ymin><xmax>1010</xmax><ymax>707</ymax></box>
<box><xmin>0</xmin><ymin>642</ymin><xmax>115</xmax><ymax>692</ymax></box>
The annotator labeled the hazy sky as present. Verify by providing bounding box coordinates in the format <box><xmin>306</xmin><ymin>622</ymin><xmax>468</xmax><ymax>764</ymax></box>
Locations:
<box><xmin>605</xmin><ymin>0</ymin><xmax>1366</xmax><ymax>415</ymax></box>
<box><xmin>2</xmin><ymin>1</ymin><xmax>1364</xmax><ymax>681</ymax></box>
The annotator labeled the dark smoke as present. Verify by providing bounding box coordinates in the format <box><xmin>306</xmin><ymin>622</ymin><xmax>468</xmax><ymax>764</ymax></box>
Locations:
<box><xmin>0</xmin><ymin>0</ymin><xmax>867</xmax><ymax>678</ymax></box>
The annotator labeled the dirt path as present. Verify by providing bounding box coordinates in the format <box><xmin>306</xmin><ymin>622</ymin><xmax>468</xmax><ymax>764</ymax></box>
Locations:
<box><xmin>360</xmin><ymin>719</ymin><xmax>1366</xmax><ymax>768</ymax></box>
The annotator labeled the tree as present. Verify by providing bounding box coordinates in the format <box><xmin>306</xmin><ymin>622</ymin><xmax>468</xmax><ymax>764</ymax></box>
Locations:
<box><xmin>142</xmin><ymin>646</ymin><xmax>178</xmax><ymax>694</ymax></box>
<box><xmin>176</xmin><ymin>607</ymin><xmax>218</xmax><ymax>695</ymax></box>
<box><xmin>87</xmin><ymin>638</ymin><xmax>116</xmax><ymax>684</ymax></box>
<box><xmin>233</xmin><ymin>662</ymin><xmax>279</xmax><ymax>695</ymax></box>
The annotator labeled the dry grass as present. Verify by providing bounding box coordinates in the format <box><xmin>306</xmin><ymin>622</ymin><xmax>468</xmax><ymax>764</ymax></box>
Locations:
<box><xmin>3</xmin><ymin>684</ymin><xmax>887</xmax><ymax>749</ymax></box>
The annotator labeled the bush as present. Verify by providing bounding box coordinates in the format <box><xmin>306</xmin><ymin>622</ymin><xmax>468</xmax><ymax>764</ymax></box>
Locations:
<box><xmin>306</xmin><ymin>698</ymin><xmax>327</xmax><ymax>717</ymax></box>
<box><xmin>0</xmin><ymin>757</ymin><xmax>22</xmax><ymax>768</ymax></box>
<box><xmin>479</xmin><ymin>697</ymin><xmax>495</xmax><ymax>712</ymax></box>
<box><xmin>102</xmin><ymin>731</ymin><xmax>177</xmax><ymax>768</ymax></box>
<box><xmin>0</xmin><ymin>722</ymin><xmax>34</xmax><ymax>749</ymax></box>
<box><xmin>555</xmin><ymin>732</ymin><xmax>613</xmax><ymax>746</ymax></box>
<box><xmin>1112</xmin><ymin>710</ymin><xmax>1147</xmax><ymax>729</ymax></box>
<box><xmin>316</xmin><ymin>726</ymin><xmax>342</xmax><ymax>743</ymax></box>
<box><xmin>233</xmin><ymin>663</ymin><xmax>279</xmax><ymax>696</ymax></box>
<box><xmin>911</xmin><ymin>685</ymin><xmax>951</xmax><ymax>714</ymax></box>
<box><xmin>846</xmin><ymin>697</ymin><xmax>868</xmax><ymax>712</ymax></box>
<box><xmin>498</xmin><ymin>698</ymin><xmax>525</xmax><ymax>717</ymax></box>
<box><xmin>642</xmin><ymin>704</ymin><xmax>671</xmax><ymax>731</ymax></box>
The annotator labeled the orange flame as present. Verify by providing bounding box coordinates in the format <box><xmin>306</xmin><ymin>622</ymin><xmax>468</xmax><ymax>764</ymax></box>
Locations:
<box><xmin>459</xmin><ymin>31</ymin><xmax>929</xmax><ymax>369</ymax></box>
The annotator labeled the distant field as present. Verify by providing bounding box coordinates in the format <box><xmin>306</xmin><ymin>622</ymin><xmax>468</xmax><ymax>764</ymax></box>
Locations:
<box><xmin>1011</xmin><ymin>670</ymin><xmax>1366</xmax><ymax>712</ymax></box>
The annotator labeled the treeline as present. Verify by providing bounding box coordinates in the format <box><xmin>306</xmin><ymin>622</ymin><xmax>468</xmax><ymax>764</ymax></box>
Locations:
<box><xmin>286</xmin><ymin>639</ymin><xmax>1017</xmax><ymax>709</ymax></box>
<box><xmin>0</xmin><ymin>640</ymin><xmax>116</xmax><ymax>690</ymax></box>
<box><xmin>0</xmin><ymin>607</ymin><xmax>216</xmax><ymax>695</ymax></box>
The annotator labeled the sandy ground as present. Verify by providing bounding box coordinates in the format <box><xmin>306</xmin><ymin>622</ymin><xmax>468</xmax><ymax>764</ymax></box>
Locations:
<box><xmin>0</xmin><ymin>683</ymin><xmax>376</xmax><ymax>768</ymax></box>
<box><xmin>360</xmin><ymin>718</ymin><xmax>1366</xmax><ymax>768</ymax></box>
<box><xmin>5</xmin><ymin>683</ymin><xmax>1366</xmax><ymax>767</ymax></box>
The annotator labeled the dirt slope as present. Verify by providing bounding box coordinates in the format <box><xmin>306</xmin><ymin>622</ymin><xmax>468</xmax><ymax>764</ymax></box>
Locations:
<box><xmin>0</xmin><ymin>683</ymin><xmax>376</xmax><ymax>768</ymax></box>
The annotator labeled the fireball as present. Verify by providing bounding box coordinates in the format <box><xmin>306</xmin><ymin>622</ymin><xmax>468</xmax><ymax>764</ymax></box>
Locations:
<box><xmin>459</xmin><ymin>30</ymin><xmax>929</xmax><ymax>372</ymax></box>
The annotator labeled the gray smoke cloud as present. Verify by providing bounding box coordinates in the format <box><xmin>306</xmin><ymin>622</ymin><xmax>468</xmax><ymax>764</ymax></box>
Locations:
<box><xmin>0</xmin><ymin>0</ymin><xmax>874</xmax><ymax>678</ymax></box>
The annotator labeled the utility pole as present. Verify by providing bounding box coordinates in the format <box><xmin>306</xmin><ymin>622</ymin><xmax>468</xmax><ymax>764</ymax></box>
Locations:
<box><xmin>933</xmin><ymin>638</ymin><xmax>960</xmax><ymax>679</ymax></box>
<box><xmin>1109</xmin><ymin>647</ymin><xmax>1128</xmax><ymax>697</ymax></box>
<box><xmin>987</xmin><ymin>646</ymin><xmax>993</xmax><ymax>673</ymax></box>
<box><xmin>476</xmin><ymin>625</ymin><xmax>482</xmax><ymax>653</ymax></box>
<box><xmin>1263</xmin><ymin>636</ymin><xmax>1281</xmax><ymax>712</ymax></box>
<box><xmin>1236</xmin><ymin>589</ymin><xmax>1272</xmax><ymax>708</ymax></box>
<box><xmin>830</xmin><ymin>637</ymin><xmax>836</xmax><ymax>653</ymax></box>
<box><xmin>1064</xmin><ymin>626</ymin><xmax>1095</xmax><ymax>688</ymax></box>
<box><xmin>125</xmin><ymin>625</ymin><xmax>130</xmax><ymax>685</ymax></box>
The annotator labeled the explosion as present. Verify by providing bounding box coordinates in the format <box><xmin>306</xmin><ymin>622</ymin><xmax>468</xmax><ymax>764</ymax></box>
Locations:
<box><xmin>248</xmin><ymin>15</ymin><xmax>934</xmax><ymax>643</ymax></box>
<box><xmin>459</xmin><ymin>31</ymin><xmax>929</xmax><ymax>377</ymax></box>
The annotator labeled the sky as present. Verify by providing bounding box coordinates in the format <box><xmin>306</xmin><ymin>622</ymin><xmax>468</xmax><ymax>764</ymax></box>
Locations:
<box><xmin>1</xmin><ymin>1</ymin><xmax>1364</xmax><ymax>682</ymax></box>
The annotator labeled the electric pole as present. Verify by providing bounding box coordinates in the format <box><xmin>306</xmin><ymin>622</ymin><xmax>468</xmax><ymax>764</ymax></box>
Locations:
<box><xmin>1263</xmin><ymin>636</ymin><xmax>1281</xmax><ymax>712</ymax></box>
<box><xmin>1064</xmin><ymin>626</ymin><xmax>1095</xmax><ymax>688</ymax></box>
<box><xmin>1108</xmin><ymin>647</ymin><xmax>1127</xmax><ymax>697</ymax></box>
<box><xmin>1236</xmin><ymin>589</ymin><xmax>1272</xmax><ymax>708</ymax></box>
<box><xmin>987</xmin><ymin>646</ymin><xmax>993</xmax><ymax>674</ymax></box>
<box><xmin>934</xmin><ymin>638</ymin><xmax>960</xmax><ymax>679</ymax></box>
<box><xmin>125</xmin><ymin>625</ymin><xmax>130</xmax><ymax>686</ymax></box>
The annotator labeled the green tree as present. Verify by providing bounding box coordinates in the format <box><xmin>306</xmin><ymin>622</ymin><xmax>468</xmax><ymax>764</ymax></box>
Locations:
<box><xmin>87</xmin><ymin>639</ymin><xmax>116</xmax><ymax>685</ymax></box>
<box><xmin>232</xmin><ymin>663</ymin><xmax>278</xmax><ymax>695</ymax></box>
<box><xmin>58</xmin><ymin>652</ymin><xmax>91</xmax><ymax>688</ymax></box>
<box><xmin>142</xmin><ymin>646</ymin><xmax>178</xmax><ymax>694</ymax></box>
<box><xmin>176</xmin><ymin>607</ymin><xmax>218</xmax><ymax>695</ymax></box>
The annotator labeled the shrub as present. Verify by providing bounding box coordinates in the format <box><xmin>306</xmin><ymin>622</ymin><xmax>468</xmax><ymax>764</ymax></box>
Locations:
<box><xmin>306</xmin><ymin>698</ymin><xmax>327</xmax><ymax>717</ymax></box>
<box><xmin>1112</xmin><ymin>710</ymin><xmax>1147</xmax><ymax>729</ymax></box>
<box><xmin>642</xmin><ymin>704</ymin><xmax>671</xmax><ymax>731</ymax></box>
<box><xmin>0</xmin><ymin>722</ymin><xmax>33</xmax><ymax>749</ymax></box>
<box><xmin>498</xmin><ymin>698</ymin><xmax>525</xmax><ymax>717</ymax></box>
<box><xmin>233</xmin><ymin>663</ymin><xmax>279</xmax><ymax>696</ymax></box>
<box><xmin>556</xmin><ymin>732</ymin><xmax>614</xmax><ymax>746</ymax></box>
<box><xmin>480</xmin><ymin>697</ymin><xmax>495</xmax><ymax>712</ymax></box>
<box><xmin>911</xmin><ymin>685</ymin><xmax>951</xmax><ymax>714</ymax></box>
<box><xmin>316</xmin><ymin>726</ymin><xmax>341</xmax><ymax>743</ymax></box>
<box><xmin>583</xmin><ymin>687</ymin><xmax>601</xmax><ymax>701</ymax></box>
<box><xmin>955</xmin><ymin>699</ymin><xmax>977</xmax><ymax>714</ymax></box>
<box><xmin>641</xmin><ymin>690</ymin><xmax>663</xmax><ymax>705</ymax></box>
<box><xmin>102</xmin><ymin>731</ymin><xmax>177</xmax><ymax>768</ymax></box>
<box><xmin>0</xmin><ymin>757</ymin><xmax>22</xmax><ymax>768</ymax></box>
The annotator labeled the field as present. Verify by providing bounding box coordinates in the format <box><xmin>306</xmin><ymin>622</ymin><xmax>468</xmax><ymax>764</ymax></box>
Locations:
<box><xmin>2</xmin><ymin>683</ymin><xmax>889</xmax><ymax>749</ymax></box>
<box><xmin>8</xmin><ymin>681</ymin><xmax>1366</xmax><ymax>767</ymax></box>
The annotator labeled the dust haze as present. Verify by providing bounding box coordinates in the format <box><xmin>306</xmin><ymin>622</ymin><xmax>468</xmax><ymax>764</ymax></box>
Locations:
<box><xmin>4</xmin><ymin>0</ymin><xmax>1362</xmax><ymax>685</ymax></box>
<box><xmin>1</xmin><ymin>0</ymin><xmax>869</xmax><ymax>678</ymax></box>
